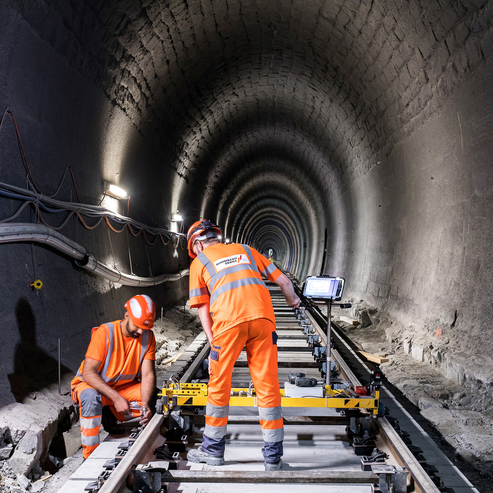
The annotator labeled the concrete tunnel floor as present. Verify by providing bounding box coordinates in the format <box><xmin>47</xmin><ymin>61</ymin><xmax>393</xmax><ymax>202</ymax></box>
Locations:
<box><xmin>0</xmin><ymin>301</ymin><xmax>492</xmax><ymax>492</ymax></box>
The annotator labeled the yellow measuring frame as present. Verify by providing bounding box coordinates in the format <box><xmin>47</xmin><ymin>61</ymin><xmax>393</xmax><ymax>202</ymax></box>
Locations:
<box><xmin>160</xmin><ymin>382</ymin><xmax>380</xmax><ymax>415</ymax></box>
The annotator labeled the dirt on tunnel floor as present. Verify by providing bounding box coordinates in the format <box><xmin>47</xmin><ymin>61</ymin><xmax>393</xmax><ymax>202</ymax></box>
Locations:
<box><xmin>333</xmin><ymin>302</ymin><xmax>493</xmax><ymax>490</ymax></box>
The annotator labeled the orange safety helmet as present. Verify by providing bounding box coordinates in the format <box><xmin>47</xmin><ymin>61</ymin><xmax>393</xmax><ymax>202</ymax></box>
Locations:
<box><xmin>187</xmin><ymin>219</ymin><xmax>222</xmax><ymax>258</ymax></box>
<box><xmin>124</xmin><ymin>294</ymin><xmax>156</xmax><ymax>329</ymax></box>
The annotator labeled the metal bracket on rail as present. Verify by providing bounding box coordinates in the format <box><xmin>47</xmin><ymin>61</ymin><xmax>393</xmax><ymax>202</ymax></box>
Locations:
<box><xmin>133</xmin><ymin>461</ymin><xmax>170</xmax><ymax>493</ymax></box>
<box><xmin>371</xmin><ymin>464</ymin><xmax>408</xmax><ymax>493</ymax></box>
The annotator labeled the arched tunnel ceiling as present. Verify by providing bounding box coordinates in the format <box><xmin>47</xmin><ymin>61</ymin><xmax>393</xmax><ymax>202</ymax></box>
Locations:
<box><xmin>23</xmin><ymin>0</ymin><xmax>487</xmax><ymax>277</ymax></box>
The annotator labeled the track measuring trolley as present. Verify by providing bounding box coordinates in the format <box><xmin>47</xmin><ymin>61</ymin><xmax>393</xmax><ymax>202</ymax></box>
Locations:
<box><xmin>157</xmin><ymin>276</ymin><xmax>382</xmax><ymax>427</ymax></box>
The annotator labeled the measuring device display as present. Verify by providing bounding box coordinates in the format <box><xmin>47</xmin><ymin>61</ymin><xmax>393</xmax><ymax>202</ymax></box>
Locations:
<box><xmin>302</xmin><ymin>275</ymin><xmax>350</xmax><ymax>387</ymax></box>
<box><xmin>303</xmin><ymin>276</ymin><xmax>345</xmax><ymax>302</ymax></box>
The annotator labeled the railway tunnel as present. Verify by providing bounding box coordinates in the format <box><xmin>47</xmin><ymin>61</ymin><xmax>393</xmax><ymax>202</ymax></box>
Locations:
<box><xmin>0</xmin><ymin>0</ymin><xmax>492</xmax><ymax>489</ymax></box>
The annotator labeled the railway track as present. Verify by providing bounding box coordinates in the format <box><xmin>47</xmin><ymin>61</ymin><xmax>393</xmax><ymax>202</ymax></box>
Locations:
<box><xmin>60</xmin><ymin>282</ymin><xmax>479</xmax><ymax>493</ymax></box>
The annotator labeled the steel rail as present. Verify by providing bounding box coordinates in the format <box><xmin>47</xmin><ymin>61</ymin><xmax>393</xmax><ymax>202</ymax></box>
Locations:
<box><xmin>378</xmin><ymin>417</ymin><xmax>441</xmax><ymax>493</ymax></box>
<box><xmin>97</xmin><ymin>414</ymin><xmax>164</xmax><ymax>493</ymax></box>
<box><xmin>328</xmin><ymin>325</ymin><xmax>440</xmax><ymax>492</ymax></box>
<box><xmin>178</xmin><ymin>341</ymin><xmax>210</xmax><ymax>383</ymax></box>
<box><xmin>300</xmin><ymin>294</ymin><xmax>473</xmax><ymax>493</ymax></box>
<box><xmin>85</xmin><ymin>342</ymin><xmax>210</xmax><ymax>493</ymax></box>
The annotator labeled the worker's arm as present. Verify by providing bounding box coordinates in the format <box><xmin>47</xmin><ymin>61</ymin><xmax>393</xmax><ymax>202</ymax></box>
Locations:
<box><xmin>82</xmin><ymin>357</ymin><xmax>131</xmax><ymax>416</ymax></box>
<box><xmin>274</xmin><ymin>273</ymin><xmax>301</xmax><ymax>308</ymax></box>
<box><xmin>139</xmin><ymin>358</ymin><xmax>156</xmax><ymax>426</ymax></box>
<box><xmin>197</xmin><ymin>303</ymin><xmax>214</xmax><ymax>345</ymax></box>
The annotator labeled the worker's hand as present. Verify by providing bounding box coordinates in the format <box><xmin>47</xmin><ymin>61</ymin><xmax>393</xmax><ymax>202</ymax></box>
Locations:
<box><xmin>139</xmin><ymin>406</ymin><xmax>152</xmax><ymax>426</ymax></box>
<box><xmin>113</xmin><ymin>395</ymin><xmax>131</xmax><ymax>416</ymax></box>
<box><xmin>290</xmin><ymin>294</ymin><xmax>301</xmax><ymax>309</ymax></box>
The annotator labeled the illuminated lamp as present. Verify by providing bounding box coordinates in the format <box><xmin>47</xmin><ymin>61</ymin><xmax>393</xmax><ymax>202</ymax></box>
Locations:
<box><xmin>104</xmin><ymin>182</ymin><xmax>128</xmax><ymax>199</ymax></box>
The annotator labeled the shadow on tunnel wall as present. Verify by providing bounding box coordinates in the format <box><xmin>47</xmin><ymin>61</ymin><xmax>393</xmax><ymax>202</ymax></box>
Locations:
<box><xmin>7</xmin><ymin>298</ymin><xmax>71</xmax><ymax>404</ymax></box>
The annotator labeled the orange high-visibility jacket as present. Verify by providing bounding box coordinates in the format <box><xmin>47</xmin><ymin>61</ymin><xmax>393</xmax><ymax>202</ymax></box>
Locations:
<box><xmin>189</xmin><ymin>243</ymin><xmax>281</xmax><ymax>336</ymax></box>
<box><xmin>71</xmin><ymin>320</ymin><xmax>156</xmax><ymax>390</ymax></box>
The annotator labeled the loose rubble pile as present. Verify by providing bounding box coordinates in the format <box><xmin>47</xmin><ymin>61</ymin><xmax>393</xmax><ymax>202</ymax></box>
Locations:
<box><xmin>0</xmin><ymin>377</ymin><xmax>76</xmax><ymax>493</ymax></box>
<box><xmin>152</xmin><ymin>304</ymin><xmax>203</xmax><ymax>379</ymax></box>
<box><xmin>0</xmin><ymin>303</ymin><xmax>202</xmax><ymax>492</ymax></box>
<box><xmin>335</xmin><ymin>302</ymin><xmax>493</xmax><ymax>483</ymax></box>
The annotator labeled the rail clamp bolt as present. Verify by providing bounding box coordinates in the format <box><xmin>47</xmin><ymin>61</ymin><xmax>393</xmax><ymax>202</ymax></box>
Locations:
<box><xmin>371</xmin><ymin>465</ymin><xmax>408</xmax><ymax>493</ymax></box>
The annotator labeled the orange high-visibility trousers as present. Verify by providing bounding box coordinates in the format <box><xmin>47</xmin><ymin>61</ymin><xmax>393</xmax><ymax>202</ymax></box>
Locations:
<box><xmin>204</xmin><ymin>318</ymin><xmax>284</xmax><ymax>461</ymax></box>
<box><xmin>71</xmin><ymin>381</ymin><xmax>143</xmax><ymax>458</ymax></box>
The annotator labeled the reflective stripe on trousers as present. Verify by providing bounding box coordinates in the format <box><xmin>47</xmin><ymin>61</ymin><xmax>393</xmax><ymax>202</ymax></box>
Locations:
<box><xmin>203</xmin><ymin>319</ymin><xmax>284</xmax><ymax>461</ymax></box>
<box><xmin>72</xmin><ymin>380</ymin><xmax>143</xmax><ymax>459</ymax></box>
<box><xmin>204</xmin><ymin>402</ymin><xmax>229</xmax><ymax>440</ymax></box>
<box><xmin>78</xmin><ymin>387</ymin><xmax>103</xmax><ymax>458</ymax></box>
<box><xmin>259</xmin><ymin>406</ymin><xmax>284</xmax><ymax>443</ymax></box>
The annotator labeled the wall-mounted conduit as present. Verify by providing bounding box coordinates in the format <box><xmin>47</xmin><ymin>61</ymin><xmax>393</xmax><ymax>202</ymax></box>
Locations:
<box><xmin>0</xmin><ymin>223</ymin><xmax>189</xmax><ymax>286</ymax></box>
<box><xmin>0</xmin><ymin>180</ymin><xmax>185</xmax><ymax>246</ymax></box>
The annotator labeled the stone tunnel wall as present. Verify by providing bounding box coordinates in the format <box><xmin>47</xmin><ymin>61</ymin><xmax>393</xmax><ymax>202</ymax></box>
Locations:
<box><xmin>335</xmin><ymin>57</ymin><xmax>493</xmax><ymax>384</ymax></box>
<box><xmin>0</xmin><ymin>3</ymin><xmax>189</xmax><ymax>407</ymax></box>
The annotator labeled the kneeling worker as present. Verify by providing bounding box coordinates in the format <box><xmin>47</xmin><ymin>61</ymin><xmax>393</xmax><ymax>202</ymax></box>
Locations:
<box><xmin>186</xmin><ymin>220</ymin><xmax>301</xmax><ymax>470</ymax></box>
<box><xmin>71</xmin><ymin>294</ymin><xmax>156</xmax><ymax>458</ymax></box>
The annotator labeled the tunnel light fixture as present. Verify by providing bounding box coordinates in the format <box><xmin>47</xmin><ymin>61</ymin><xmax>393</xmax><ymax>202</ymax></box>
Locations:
<box><xmin>225</xmin><ymin>238</ymin><xmax>230</xmax><ymax>243</ymax></box>
<box><xmin>105</xmin><ymin>182</ymin><xmax>127</xmax><ymax>199</ymax></box>
<box><xmin>170</xmin><ymin>213</ymin><xmax>182</xmax><ymax>234</ymax></box>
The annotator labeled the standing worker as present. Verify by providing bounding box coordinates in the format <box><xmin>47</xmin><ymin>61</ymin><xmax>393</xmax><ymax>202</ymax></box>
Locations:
<box><xmin>186</xmin><ymin>219</ymin><xmax>301</xmax><ymax>470</ymax></box>
<box><xmin>71</xmin><ymin>295</ymin><xmax>157</xmax><ymax>458</ymax></box>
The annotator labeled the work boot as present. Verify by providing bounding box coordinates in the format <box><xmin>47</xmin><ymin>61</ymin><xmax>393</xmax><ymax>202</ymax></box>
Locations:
<box><xmin>264</xmin><ymin>459</ymin><xmax>282</xmax><ymax>471</ymax></box>
<box><xmin>187</xmin><ymin>446</ymin><xmax>224</xmax><ymax>466</ymax></box>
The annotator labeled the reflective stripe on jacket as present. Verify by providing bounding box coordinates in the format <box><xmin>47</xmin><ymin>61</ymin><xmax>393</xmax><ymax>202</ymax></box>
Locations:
<box><xmin>189</xmin><ymin>243</ymin><xmax>281</xmax><ymax>336</ymax></box>
<box><xmin>71</xmin><ymin>320</ymin><xmax>151</xmax><ymax>390</ymax></box>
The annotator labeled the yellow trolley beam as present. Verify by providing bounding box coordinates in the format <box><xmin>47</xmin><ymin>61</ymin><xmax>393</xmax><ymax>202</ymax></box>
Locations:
<box><xmin>160</xmin><ymin>383</ymin><xmax>380</xmax><ymax>415</ymax></box>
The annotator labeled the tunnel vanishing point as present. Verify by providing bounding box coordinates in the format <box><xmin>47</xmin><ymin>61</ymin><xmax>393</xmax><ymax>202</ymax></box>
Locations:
<box><xmin>0</xmin><ymin>0</ymin><xmax>492</xmax><ymax>407</ymax></box>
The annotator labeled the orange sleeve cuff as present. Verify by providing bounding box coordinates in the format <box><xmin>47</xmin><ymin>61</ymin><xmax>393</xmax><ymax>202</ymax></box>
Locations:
<box><xmin>190</xmin><ymin>296</ymin><xmax>210</xmax><ymax>308</ymax></box>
